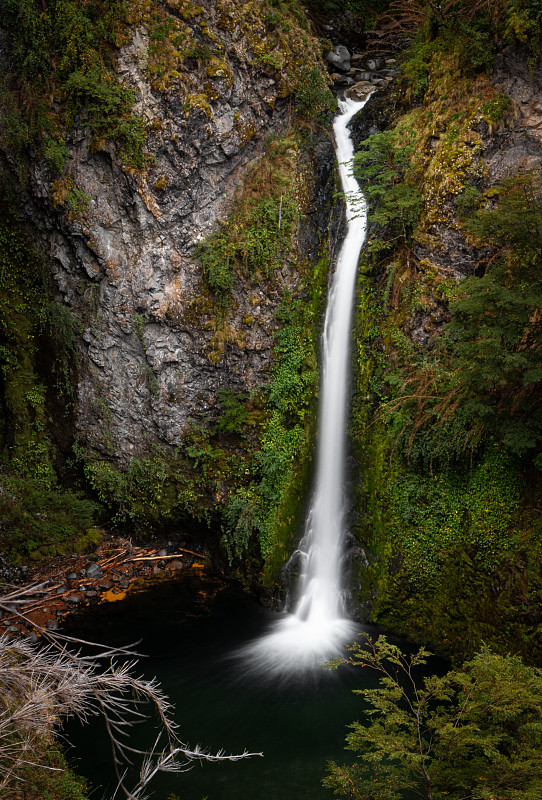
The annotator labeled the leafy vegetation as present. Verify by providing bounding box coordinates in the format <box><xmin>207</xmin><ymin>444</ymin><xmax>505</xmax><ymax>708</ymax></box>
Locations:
<box><xmin>222</xmin><ymin>290</ymin><xmax>320</xmax><ymax>564</ymax></box>
<box><xmin>0</xmin><ymin>213</ymin><xmax>102</xmax><ymax>563</ymax></box>
<box><xmin>379</xmin><ymin>170</ymin><xmax>542</xmax><ymax>470</ymax></box>
<box><xmin>7</xmin><ymin>743</ymin><xmax>89</xmax><ymax>800</ymax></box>
<box><xmin>352</xmin><ymin>127</ymin><xmax>421</xmax><ymax>256</ymax></box>
<box><xmin>198</xmin><ymin>132</ymin><xmax>299</xmax><ymax>300</ymax></box>
<box><xmin>0</xmin><ymin>477</ymin><xmax>101</xmax><ymax>564</ymax></box>
<box><xmin>0</xmin><ymin>0</ymin><xmax>146</xmax><ymax>168</ymax></box>
<box><xmin>347</xmin><ymin>0</ymin><xmax>542</xmax><ymax>661</ymax></box>
<box><xmin>325</xmin><ymin>635</ymin><xmax>542</xmax><ymax>800</ymax></box>
<box><xmin>294</xmin><ymin>65</ymin><xmax>336</xmax><ymax>123</ymax></box>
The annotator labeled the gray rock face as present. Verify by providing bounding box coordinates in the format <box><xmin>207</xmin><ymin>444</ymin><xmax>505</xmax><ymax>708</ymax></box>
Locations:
<box><xmin>326</xmin><ymin>46</ymin><xmax>351</xmax><ymax>73</ymax></box>
<box><xmin>0</xmin><ymin>3</ymin><xmax>334</xmax><ymax>465</ymax></box>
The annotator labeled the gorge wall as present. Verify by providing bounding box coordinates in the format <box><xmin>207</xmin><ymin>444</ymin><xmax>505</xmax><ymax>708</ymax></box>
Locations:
<box><xmin>0</xmin><ymin>0</ymin><xmax>343</xmax><ymax>570</ymax></box>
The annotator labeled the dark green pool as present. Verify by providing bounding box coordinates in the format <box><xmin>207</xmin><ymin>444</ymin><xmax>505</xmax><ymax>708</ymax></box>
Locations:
<box><xmin>63</xmin><ymin>572</ymin><xmax>385</xmax><ymax>800</ymax></box>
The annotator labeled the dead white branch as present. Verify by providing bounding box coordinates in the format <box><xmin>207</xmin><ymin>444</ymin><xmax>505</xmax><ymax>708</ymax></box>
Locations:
<box><xmin>0</xmin><ymin>589</ymin><xmax>261</xmax><ymax>799</ymax></box>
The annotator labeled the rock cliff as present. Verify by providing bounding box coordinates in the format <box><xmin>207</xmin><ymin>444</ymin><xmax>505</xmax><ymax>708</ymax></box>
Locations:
<box><xmin>1</xmin><ymin>0</ymin><xmax>329</xmax><ymax>463</ymax></box>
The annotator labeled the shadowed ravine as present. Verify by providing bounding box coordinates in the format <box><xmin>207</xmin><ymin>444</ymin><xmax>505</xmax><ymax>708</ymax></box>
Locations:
<box><xmin>238</xmin><ymin>95</ymin><xmax>370</xmax><ymax>676</ymax></box>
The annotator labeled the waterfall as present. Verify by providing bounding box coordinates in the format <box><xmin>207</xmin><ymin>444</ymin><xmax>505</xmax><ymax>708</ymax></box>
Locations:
<box><xmin>239</xmin><ymin>95</ymin><xmax>370</xmax><ymax>676</ymax></box>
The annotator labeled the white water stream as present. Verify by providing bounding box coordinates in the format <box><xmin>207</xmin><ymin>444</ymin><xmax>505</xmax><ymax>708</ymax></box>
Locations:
<box><xmin>240</xmin><ymin>95</ymin><xmax>371</xmax><ymax>676</ymax></box>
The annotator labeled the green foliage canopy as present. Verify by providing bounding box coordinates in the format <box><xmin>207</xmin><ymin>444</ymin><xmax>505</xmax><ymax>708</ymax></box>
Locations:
<box><xmin>325</xmin><ymin>635</ymin><xmax>542</xmax><ymax>800</ymax></box>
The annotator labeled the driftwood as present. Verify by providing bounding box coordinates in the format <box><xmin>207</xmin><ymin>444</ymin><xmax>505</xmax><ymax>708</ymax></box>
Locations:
<box><xmin>129</xmin><ymin>552</ymin><xmax>204</xmax><ymax>563</ymax></box>
<box><xmin>0</xmin><ymin>545</ymin><xmax>207</xmax><ymax>632</ymax></box>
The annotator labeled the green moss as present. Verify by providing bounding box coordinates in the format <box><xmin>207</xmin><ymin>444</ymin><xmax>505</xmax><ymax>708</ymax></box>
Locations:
<box><xmin>7</xmin><ymin>742</ymin><xmax>89</xmax><ymax>800</ymax></box>
<box><xmin>348</xmin><ymin>43</ymin><xmax>542</xmax><ymax>663</ymax></box>
<box><xmin>0</xmin><ymin>218</ymin><xmax>56</xmax><ymax>483</ymax></box>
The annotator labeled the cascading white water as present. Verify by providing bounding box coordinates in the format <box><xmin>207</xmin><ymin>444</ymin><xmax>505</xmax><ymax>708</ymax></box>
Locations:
<box><xmin>239</xmin><ymin>94</ymin><xmax>371</xmax><ymax>676</ymax></box>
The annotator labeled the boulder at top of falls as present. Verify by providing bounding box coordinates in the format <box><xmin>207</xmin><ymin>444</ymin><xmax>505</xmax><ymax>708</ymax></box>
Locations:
<box><xmin>346</xmin><ymin>82</ymin><xmax>377</xmax><ymax>101</ymax></box>
<box><xmin>332</xmin><ymin>73</ymin><xmax>354</xmax><ymax>86</ymax></box>
<box><xmin>366</xmin><ymin>56</ymin><xmax>386</xmax><ymax>71</ymax></box>
<box><xmin>325</xmin><ymin>45</ymin><xmax>351</xmax><ymax>73</ymax></box>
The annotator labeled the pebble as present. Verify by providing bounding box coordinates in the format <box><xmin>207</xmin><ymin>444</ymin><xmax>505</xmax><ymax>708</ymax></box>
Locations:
<box><xmin>86</xmin><ymin>590</ymin><xmax>98</xmax><ymax>598</ymax></box>
<box><xmin>46</xmin><ymin>620</ymin><xmax>60</xmax><ymax>630</ymax></box>
<box><xmin>67</xmin><ymin>572</ymin><xmax>78</xmax><ymax>581</ymax></box>
<box><xmin>65</xmin><ymin>595</ymin><xmax>81</xmax><ymax>604</ymax></box>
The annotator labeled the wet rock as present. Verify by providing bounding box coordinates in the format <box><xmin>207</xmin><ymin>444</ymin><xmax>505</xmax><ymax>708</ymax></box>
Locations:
<box><xmin>86</xmin><ymin>563</ymin><xmax>103</xmax><ymax>580</ymax></box>
<box><xmin>158</xmin><ymin>549</ymin><xmax>168</xmax><ymax>557</ymax></box>
<box><xmin>99</xmin><ymin>580</ymin><xmax>113</xmax><ymax>590</ymax></box>
<box><xmin>56</xmin><ymin>585</ymin><xmax>67</xmax><ymax>594</ymax></box>
<box><xmin>367</xmin><ymin>57</ymin><xmax>386</xmax><ymax>71</ymax></box>
<box><xmin>347</xmin><ymin>82</ymin><xmax>377</xmax><ymax>101</ymax></box>
<box><xmin>67</xmin><ymin>572</ymin><xmax>78</xmax><ymax>581</ymax></box>
<box><xmin>332</xmin><ymin>74</ymin><xmax>354</xmax><ymax>86</ymax></box>
<box><xmin>325</xmin><ymin>45</ymin><xmax>351</xmax><ymax>73</ymax></box>
<box><xmin>46</xmin><ymin>620</ymin><xmax>60</xmax><ymax>630</ymax></box>
<box><xmin>86</xmin><ymin>590</ymin><xmax>98</xmax><ymax>598</ymax></box>
<box><xmin>65</xmin><ymin>595</ymin><xmax>81</xmax><ymax>604</ymax></box>
<box><xmin>119</xmin><ymin>579</ymin><xmax>130</xmax><ymax>589</ymax></box>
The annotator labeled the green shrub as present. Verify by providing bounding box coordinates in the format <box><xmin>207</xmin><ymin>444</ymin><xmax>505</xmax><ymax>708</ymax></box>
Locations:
<box><xmin>0</xmin><ymin>477</ymin><xmax>101</xmax><ymax>563</ymax></box>
<box><xmin>217</xmin><ymin>389</ymin><xmax>250</xmax><ymax>434</ymax></box>
<box><xmin>11</xmin><ymin>743</ymin><xmax>89</xmax><ymax>800</ymax></box>
<box><xmin>294</xmin><ymin>65</ymin><xmax>336</xmax><ymax>123</ymax></box>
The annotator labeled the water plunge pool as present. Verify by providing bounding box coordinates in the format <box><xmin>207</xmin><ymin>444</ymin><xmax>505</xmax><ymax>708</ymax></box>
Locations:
<box><xmin>63</xmin><ymin>571</ymin><xmax>380</xmax><ymax>800</ymax></box>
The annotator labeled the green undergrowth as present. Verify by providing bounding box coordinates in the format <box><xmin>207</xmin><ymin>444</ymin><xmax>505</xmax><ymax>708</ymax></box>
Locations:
<box><xmin>0</xmin><ymin>477</ymin><xmax>102</xmax><ymax>564</ymax></box>
<box><xmin>0</xmin><ymin>212</ymin><xmax>103</xmax><ymax>564</ymax></box>
<box><xmin>352</xmin><ymin>256</ymin><xmax>542</xmax><ymax>662</ymax></box>
<box><xmin>6</xmin><ymin>742</ymin><xmax>89</xmax><ymax>800</ymax></box>
<box><xmin>223</xmin><ymin>279</ymin><xmax>325</xmax><ymax>578</ymax></box>
<box><xmin>0</xmin><ymin>216</ymin><xmax>78</xmax><ymax>485</ymax></box>
<box><xmin>397</xmin><ymin>0</ymin><xmax>542</xmax><ymax>105</ymax></box>
<box><xmin>197</xmin><ymin>130</ymin><xmax>305</xmax><ymax>301</ymax></box>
